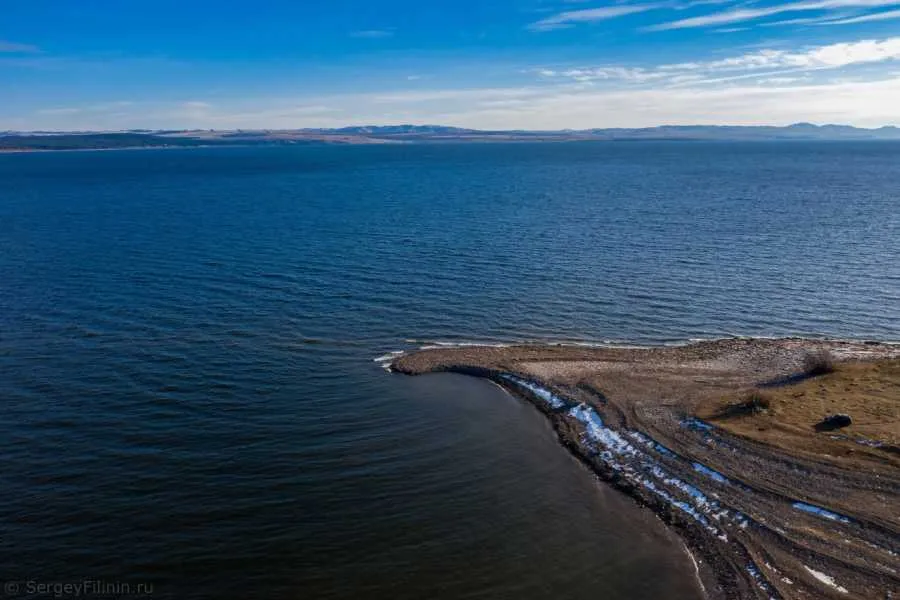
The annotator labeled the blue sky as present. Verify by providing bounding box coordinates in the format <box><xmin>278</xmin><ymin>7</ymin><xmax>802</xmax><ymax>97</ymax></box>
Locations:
<box><xmin>3</xmin><ymin>0</ymin><xmax>900</xmax><ymax>130</ymax></box>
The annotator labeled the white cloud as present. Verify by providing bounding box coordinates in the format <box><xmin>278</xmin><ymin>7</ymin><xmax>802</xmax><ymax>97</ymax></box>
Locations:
<box><xmin>37</xmin><ymin>107</ymin><xmax>81</xmax><ymax>115</ymax></box>
<box><xmin>529</xmin><ymin>5</ymin><xmax>661</xmax><ymax>31</ymax></box>
<box><xmin>13</xmin><ymin>38</ymin><xmax>900</xmax><ymax>131</ymax></box>
<box><xmin>790</xmin><ymin>37</ymin><xmax>900</xmax><ymax>66</ymax></box>
<box><xmin>442</xmin><ymin>77</ymin><xmax>900</xmax><ymax>128</ymax></box>
<box><xmin>757</xmin><ymin>75</ymin><xmax>808</xmax><ymax>83</ymax></box>
<box><xmin>823</xmin><ymin>7</ymin><xmax>900</xmax><ymax>21</ymax></box>
<box><xmin>15</xmin><ymin>72</ymin><xmax>900</xmax><ymax>131</ymax></box>
<box><xmin>646</xmin><ymin>0</ymin><xmax>900</xmax><ymax>30</ymax></box>
<box><xmin>370</xmin><ymin>87</ymin><xmax>545</xmax><ymax>103</ymax></box>
<box><xmin>760</xmin><ymin>12</ymin><xmax>858</xmax><ymax>25</ymax></box>
<box><xmin>688</xmin><ymin>37</ymin><xmax>900</xmax><ymax>69</ymax></box>
<box><xmin>539</xmin><ymin>37</ymin><xmax>900</xmax><ymax>86</ymax></box>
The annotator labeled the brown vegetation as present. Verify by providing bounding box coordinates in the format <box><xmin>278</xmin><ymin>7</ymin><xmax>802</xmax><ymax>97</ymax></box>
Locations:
<box><xmin>712</xmin><ymin>391</ymin><xmax>772</xmax><ymax>419</ymax></box>
<box><xmin>803</xmin><ymin>349</ymin><xmax>836</xmax><ymax>376</ymax></box>
<box><xmin>703</xmin><ymin>358</ymin><xmax>900</xmax><ymax>462</ymax></box>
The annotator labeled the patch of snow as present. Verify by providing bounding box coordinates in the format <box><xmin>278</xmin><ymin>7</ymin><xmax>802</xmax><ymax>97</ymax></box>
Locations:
<box><xmin>569</xmin><ymin>404</ymin><xmax>639</xmax><ymax>455</ymax></box>
<box><xmin>829</xmin><ymin>434</ymin><xmax>886</xmax><ymax>448</ymax></box>
<box><xmin>745</xmin><ymin>563</ymin><xmax>776</xmax><ymax>596</ymax></box>
<box><xmin>681</xmin><ymin>418</ymin><xmax>714</xmax><ymax>432</ymax></box>
<box><xmin>495</xmin><ymin>382</ymin><xmax>769</xmax><ymax>550</ymax></box>
<box><xmin>804</xmin><ymin>566</ymin><xmax>849</xmax><ymax>594</ymax></box>
<box><xmin>626</xmin><ymin>430</ymin><xmax>678</xmax><ymax>458</ymax></box>
<box><xmin>693</xmin><ymin>462</ymin><xmax>730</xmax><ymax>484</ymax></box>
<box><xmin>567</xmin><ymin>403</ymin><xmax>730</xmax><ymax>538</ymax></box>
<box><xmin>500</xmin><ymin>374</ymin><xmax>567</xmax><ymax>409</ymax></box>
<box><xmin>792</xmin><ymin>502</ymin><xmax>852</xmax><ymax>524</ymax></box>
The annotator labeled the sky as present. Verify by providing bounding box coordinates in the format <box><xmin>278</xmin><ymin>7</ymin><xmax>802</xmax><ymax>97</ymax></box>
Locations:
<box><xmin>3</xmin><ymin>0</ymin><xmax>900</xmax><ymax>130</ymax></box>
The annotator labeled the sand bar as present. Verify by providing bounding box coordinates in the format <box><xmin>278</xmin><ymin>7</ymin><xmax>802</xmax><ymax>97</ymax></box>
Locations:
<box><xmin>392</xmin><ymin>338</ymin><xmax>900</xmax><ymax>600</ymax></box>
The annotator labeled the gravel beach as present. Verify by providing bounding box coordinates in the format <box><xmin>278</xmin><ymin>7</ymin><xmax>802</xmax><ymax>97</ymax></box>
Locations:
<box><xmin>392</xmin><ymin>338</ymin><xmax>900</xmax><ymax>600</ymax></box>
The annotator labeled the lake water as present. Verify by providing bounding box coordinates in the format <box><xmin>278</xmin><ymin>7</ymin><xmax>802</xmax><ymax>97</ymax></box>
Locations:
<box><xmin>2</xmin><ymin>142</ymin><xmax>898</xmax><ymax>598</ymax></box>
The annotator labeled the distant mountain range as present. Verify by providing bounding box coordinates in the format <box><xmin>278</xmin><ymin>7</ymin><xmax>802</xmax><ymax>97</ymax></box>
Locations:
<box><xmin>3</xmin><ymin>123</ymin><xmax>900</xmax><ymax>151</ymax></box>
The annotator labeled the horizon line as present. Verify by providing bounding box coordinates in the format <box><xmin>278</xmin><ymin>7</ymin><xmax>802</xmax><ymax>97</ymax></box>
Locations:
<box><xmin>4</xmin><ymin>122</ymin><xmax>900</xmax><ymax>135</ymax></box>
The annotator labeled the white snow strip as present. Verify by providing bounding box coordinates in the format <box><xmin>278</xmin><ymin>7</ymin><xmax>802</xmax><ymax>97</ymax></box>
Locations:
<box><xmin>745</xmin><ymin>564</ymin><xmax>775</xmax><ymax>595</ymax></box>
<box><xmin>500</xmin><ymin>375</ymin><xmax>567</xmax><ymax>409</ymax></box>
<box><xmin>497</xmin><ymin>380</ymin><xmax>739</xmax><ymax>543</ymax></box>
<box><xmin>569</xmin><ymin>404</ymin><xmax>639</xmax><ymax>456</ymax></box>
<box><xmin>693</xmin><ymin>462</ymin><xmax>730</xmax><ymax>485</ymax></box>
<box><xmin>626</xmin><ymin>430</ymin><xmax>678</xmax><ymax>458</ymax></box>
<box><xmin>792</xmin><ymin>502</ymin><xmax>852</xmax><ymax>524</ymax></box>
<box><xmin>568</xmin><ymin>402</ymin><xmax>727</xmax><ymax>538</ymax></box>
<box><xmin>804</xmin><ymin>566</ymin><xmax>849</xmax><ymax>594</ymax></box>
<box><xmin>681</xmin><ymin>418</ymin><xmax>714</xmax><ymax>432</ymax></box>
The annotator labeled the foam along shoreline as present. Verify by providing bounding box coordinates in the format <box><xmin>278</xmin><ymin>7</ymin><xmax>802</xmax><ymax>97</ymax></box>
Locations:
<box><xmin>389</xmin><ymin>337</ymin><xmax>900</xmax><ymax>600</ymax></box>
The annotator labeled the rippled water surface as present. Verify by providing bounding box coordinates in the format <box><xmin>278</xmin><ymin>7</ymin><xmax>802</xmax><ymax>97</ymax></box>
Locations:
<box><xmin>2</xmin><ymin>142</ymin><xmax>899</xmax><ymax>598</ymax></box>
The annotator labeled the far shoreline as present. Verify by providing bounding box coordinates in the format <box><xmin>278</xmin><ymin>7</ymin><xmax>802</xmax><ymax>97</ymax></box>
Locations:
<box><xmin>5</xmin><ymin>138</ymin><xmax>900</xmax><ymax>154</ymax></box>
<box><xmin>5</xmin><ymin>124</ymin><xmax>900</xmax><ymax>154</ymax></box>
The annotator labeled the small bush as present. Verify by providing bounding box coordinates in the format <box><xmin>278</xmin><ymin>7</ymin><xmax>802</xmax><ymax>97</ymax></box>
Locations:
<box><xmin>741</xmin><ymin>392</ymin><xmax>771</xmax><ymax>414</ymax></box>
<box><xmin>803</xmin><ymin>350</ymin><xmax>835</xmax><ymax>376</ymax></box>
<box><xmin>715</xmin><ymin>391</ymin><xmax>771</xmax><ymax>418</ymax></box>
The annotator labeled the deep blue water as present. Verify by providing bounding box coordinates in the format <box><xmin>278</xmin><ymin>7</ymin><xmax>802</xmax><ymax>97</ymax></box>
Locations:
<box><xmin>2</xmin><ymin>142</ymin><xmax>899</xmax><ymax>599</ymax></box>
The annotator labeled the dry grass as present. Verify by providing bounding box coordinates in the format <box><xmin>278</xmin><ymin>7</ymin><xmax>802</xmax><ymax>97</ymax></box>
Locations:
<box><xmin>702</xmin><ymin>359</ymin><xmax>900</xmax><ymax>458</ymax></box>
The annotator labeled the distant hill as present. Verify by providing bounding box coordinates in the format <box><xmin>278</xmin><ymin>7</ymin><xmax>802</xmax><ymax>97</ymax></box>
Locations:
<box><xmin>583</xmin><ymin>124</ymin><xmax>900</xmax><ymax>141</ymax></box>
<box><xmin>320</xmin><ymin>125</ymin><xmax>479</xmax><ymax>135</ymax></box>
<box><xmin>3</xmin><ymin>123</ymin><xmax>900</xmax><ymax>151</ymax></box>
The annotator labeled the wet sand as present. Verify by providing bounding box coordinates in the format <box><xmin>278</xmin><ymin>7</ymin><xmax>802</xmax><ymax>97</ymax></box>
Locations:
<box><xmin>390</xmin><ymin>338</ymin><xmax>900</xmax><ymax>600</ymax></box>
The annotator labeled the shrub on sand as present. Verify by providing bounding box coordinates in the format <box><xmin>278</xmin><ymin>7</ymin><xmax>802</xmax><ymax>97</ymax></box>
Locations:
<box><xmin>716</xmin><ymin>390</ymin><xmax>772</xmax><ymax>418</ymax></box>
<box><xmin>803</xmin><ymin>350</ymin><xmax>836</xmax><ymax>376</ymax></box>
<box><xmin>741</xmin><ymin>391</ymin><xmax>772</xmax><ymax>415</ymax></box>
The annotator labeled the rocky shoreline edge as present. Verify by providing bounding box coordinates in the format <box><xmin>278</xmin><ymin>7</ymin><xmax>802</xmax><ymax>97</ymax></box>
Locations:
<box><xmin>387</xmin><ymin>338</ymin><xmax>900</xmax><ymax>600</ymax></box>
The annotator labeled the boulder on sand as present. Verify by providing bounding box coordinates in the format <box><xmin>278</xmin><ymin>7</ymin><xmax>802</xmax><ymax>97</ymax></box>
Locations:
<box><xmin>817</xmin><ymin>413</ymin><xmax>852</xmax><ymax>430</ymax></box>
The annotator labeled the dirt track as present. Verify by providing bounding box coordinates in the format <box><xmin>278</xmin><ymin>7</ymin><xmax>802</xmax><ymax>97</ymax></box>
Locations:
<box><xmin>391</xmin><ymin>338</ymin><xmax>900</xmax><ymax>600</ymax></box>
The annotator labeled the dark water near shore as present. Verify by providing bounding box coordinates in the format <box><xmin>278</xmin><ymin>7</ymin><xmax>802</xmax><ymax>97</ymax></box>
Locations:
<box><xmin>2</xmin><ymin>142</ymin><xmax>899</xmax><ymax>598</ymax></box>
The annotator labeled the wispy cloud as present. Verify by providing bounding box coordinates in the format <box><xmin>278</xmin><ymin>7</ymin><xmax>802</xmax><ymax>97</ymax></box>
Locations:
<box><xmin>36</xmin><ymin>101</ymin><xmax>134</xmax><ymax>116</ymax></box>
<box><xmin>757</xmin><ymin>75</ymin><xmax>809</xmax><ymax>84</ymax></box>
<box><xmin>0</xmin><ymin>40</ymin><xmax>40</xmax><ymax>53</ymax></box>
<box><xmin>350</xmin><ymin>29</ymin><xmax>394</xmax><ymax>39</ymax></box>
<box><xmin>529</xmin><ymin>5</ymin><xmax>661</xmax><ymax>31</ymax></box>
<box><xmin>14</xmin><ymin>74</ymin><xmax>900</xmax><ymax>131</ymax></box>
<box><xmin>37</xmin><ymin>107</ymin><xmax>82</xmax><ymax>116</ymax></box>
<box><xmin>823</xmin><ymin>6</ymin><xmax>900</xmax><ymax>21</ymax></box>
<box><xmin>646</xmin><ymin>0</ymin><xmax>900</xmax><ymax>30</ymax></box>
<box><xmin>371</xmin><ymin>87</ymin><xmax>546</xmax><ymax>104</ymax></box>
<box><xmin>537</xmin><ymin>37</ymin><xmax>900</xmax><ymax>86</ymax></box>
<box><xmin>760</xmin><ymin>12</ymin><xmax>859</xmax><ymax>26</ymax></box>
